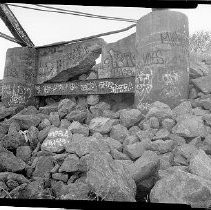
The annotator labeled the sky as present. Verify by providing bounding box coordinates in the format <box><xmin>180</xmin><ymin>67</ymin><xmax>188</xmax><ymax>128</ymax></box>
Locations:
<box><xmin>0</xmin><ymin>4</ymin><xmax>211</xmax><ymax>79</ymax></box>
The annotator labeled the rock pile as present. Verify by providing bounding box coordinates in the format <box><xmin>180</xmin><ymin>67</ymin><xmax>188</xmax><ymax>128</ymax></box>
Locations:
<box><xmin>0</xmin><ymin>53</ymin><xmax>211</xmax><ymax>206</ymax></box>
<box><xmin>0</xmin><ymin>93</ymin><xmax>210</xmax><ymax>207</ymax></box>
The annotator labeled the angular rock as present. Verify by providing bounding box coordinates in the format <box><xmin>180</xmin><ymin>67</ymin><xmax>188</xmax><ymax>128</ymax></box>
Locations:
<box><xmin>153</xmin><ymin>128</ymin><xmax>170</xmax><ymax>140</ymax></box>
<box><xmin>60</xmin><ymin>119</ymin><xmax>71</xmax><ymax>129</ymax></box>
<box><xmin>123</xmin><ymin>135</ymin><xmax>139</xmax><ymax>147</ymax></box>
<box><xmin>39</xmin><ymin>103</ymin><xmax>58</xmax><ymax>115</ymax></box>
<box><xmin>41</xmin><ymin>127</ymin><xmax>72</xmax><ymax>153</ymax></box>
<box><xmin>87</xmin><ymin>95</ymin><xmax>99</xmax><ymax>106</ymax></box>
<box><xmin>149</xmin><ymin>117</ymin><xmax>160</xmax><ymax>129</ymax></box>
<box><xmin>128</xmin><ymin>126</ymin><xmax>141</xmax><ymax>136</ymax></box>
<box><xmin>147</xmin><ymin>140</ymin><xmax>175</xmax><ymax>154</ymax></box>
<box><xmin>10</xmin><ymin>114</ymin><xmax>41</xmax><ymax>130</ymax></box>
<box><xmin>169</xmin><ymin>134</ymin><xmax>186</xmax><ymax>146</ymax></box>
<box><xmin>192</xmin><ymin>74</ymin><xmax>211</xmax><ymax>94</ymax></box>
<box><xmin>130</xmin><ymin>151</ymin><xmax>159</xmax><ymax>182</ymax></box>
<box><xmin>58</xmin><ymin>98</ymin><xmax>76</xmax><ymax>118</ymax></box>
<box><xmin>119</xmin><ymin>109</ymin><xmax>143</xmax><ymax>128</ymax></box>
<box><xmin>146</xmin><ymin>101</ymin><xmax>173</xmax><ymax>120</ymax></box>
<box><xmin>16</xmin><ymin>146</ymin><xmax>32</xmax><ymax>162</ymax></box>
<box><xmin>102</xmin><ymin>109</ymin><xmax>120</xmax><ymax>119</ymax></box>
<box><xmin>68</xmin><ymin>121</ymin><xmax>89</xmax><ymax>136</ymax></box>
<box><xmin>0</xmin><ymin>106</ymin><xmax>17</xmax><ymax>120</ymax></box>
<box><xmin>189</xmin><ymin>149</ymin><xmax>211</xmax><ymax>181</ymax></box>
<box><xmin>110</xmin><ymin>148</ymin><xmax>130</xmax><ymax>160</ymax></box>
<box><xmin>33</xmin><ymin>156</ymin><xmax>54</xmax><ymax>178</ymax></box>
<box><xmin>172</xmin><ymin>100</ymin><xmax>193</xmax><ymax>118</ymax></box>
<box><xmin>161</xmin><ymin>118</ymin><xmax>175</xmax><ymax>131</ymax></box>
<box><xmin>49</xmin><ymin>112</ymin><xmax>60</xmax><ymax>127</ymax></box>
<box><xmin>123</xmin><ymin>139</ymin><xmax>150</xmax><ymax>160</ymax></box>
<box><xmin>89</xmin><ymin>117</ymin><xmax>116</xmax><ymax>134</ymax></box>
<box><xmin>136</xmin><ymin>129</ymin><xmax>156</xmax><ymax>141</ymax></box>
<box><xmin>103</xmin><ymin>137</ymin><xmax>122</xmax><ymax>151</ymax></box>
<box><xmin>38</xmin><ymin>126</ymin><xmax>52</xmax><ymax>143</ymax></box>
<box><xmin>80</xmin><ymin>151</ymin><xmax>136</xmax><ymax>201</ymax></box>
<box><xmin>59</xmin><ymin>154</ymin><xmax>80</xmax><ymax>173</ymax></box>
<box><xmin>172</xmin><ymin>115</ymin><xmax>207</xmax><ymax>138</ymax></box>
<box><xmin>150</xmin><ymin>169</ymin><xmax>211</xmax><ymax>208</ymax></box>
<box><xmin>90</xmin><ymin>101</ymin><xmax>111</xmax><ymax>116</ymax></box>
<box><xmin>38</xmin><ymin>118</ymin><xmax>51</xmax><ymax>130</ymax></box>
<box><xmin>66</xmin><ymin>109</ymin><xmax>87</xmax><ymax>123</ymax></box>
<box><xmin>1</xmin><ymin>132</ymin><xmax>23</xmax><ymax>150</ymax></box>
<box><xmin>65</xmin><ymin>134</ymin><xmax>110</xmax><ymax>157</ymax></box>
<box><xmin>172</xmin><ymin>144</ymin><xmax>199</xmax><ymax>166</ymax></box>
<box><xmin>110</xmin><ymin>124</ymin><xmax>129</xmax><ymax>143</ymax></box>
<box><xmin>60</xmin><ymin>181</ymin><xmax>90</xmax><ymax>200</ymax></box>
<box><xmin>52</xmin><ymin>173</ymin><xmax>69</xmax><ymax>183</ymax></box>
<box><xmin>0</xmin><ymin>152</ymin><xmax>25</xmax><ymax>172</ymax></box>
<box><xmin>158</xmin><ymin>153</ymin><xmax>173</xmax><ymax>170</ymax></box>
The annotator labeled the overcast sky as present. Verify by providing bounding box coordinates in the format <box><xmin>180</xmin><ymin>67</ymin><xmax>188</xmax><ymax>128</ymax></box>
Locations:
<box><xmin>0</xmin><ymin>4</ymin><xmax>211</xmax><ymax>79</ymax></box>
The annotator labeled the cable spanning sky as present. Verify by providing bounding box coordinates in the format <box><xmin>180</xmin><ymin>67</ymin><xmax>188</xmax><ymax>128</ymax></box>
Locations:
<box><xmin>0</xmin><ymin>4</ymin><xmax>211</xmax><ymax>79</ymax></box>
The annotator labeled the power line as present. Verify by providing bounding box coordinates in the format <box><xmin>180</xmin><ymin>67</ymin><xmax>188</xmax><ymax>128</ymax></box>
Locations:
<box><xmin>6</xmin><ymin>3</ymin><xmax>137</xmax><ymax>23</ymax></box>
<box><xmin>34</xmin><ymin>4</ymin><xmax>137</xmax><ymax>23</ymax></box>
<box><xmin>36</xmin><ymin>23</ymin><xmax>136</xmax><ymax>48</ymax></box>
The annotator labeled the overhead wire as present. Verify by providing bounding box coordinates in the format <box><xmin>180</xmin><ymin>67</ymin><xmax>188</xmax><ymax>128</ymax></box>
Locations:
<box><xmin>33</xmin><ymin>4</ymin><xmax>138</xmax><ymax>23</ymax></box>
<box><xmin>5</xmin><ymin>3</ymin><xmax>137</xmax><ymax>47</ymax></box>
<box><xmin>35</xmin><ymin>23</ymin><xmax>136</xmax><ymax>48</ymax></box>
<box><xmin>6</xmin><ymin>3</ymin><xmax>137</xmax><ymax>23</ymax></box>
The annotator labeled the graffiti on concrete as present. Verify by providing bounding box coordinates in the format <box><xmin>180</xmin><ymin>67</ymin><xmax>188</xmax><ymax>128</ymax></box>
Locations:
<box><xmin>103</xmin><ymin>49</ymin><xmax>136</xmax><ymax>77</ymax></box>
<box><xmin>135</xmin><ymin>65</ymin><xmax>153</xmax><ymax>110</ymax></box>
<box><xmin>160</xmin><ymin>31</ymin><xmax>188</xmax><ymax>48</ymax></box>
<box><xmin>157</xmin><ymin>66</ymin><xmax>181</xmax><ymax>99</ymax></box>
<box><xmin>35</xmin><ymin>77</ymin><xmax>135</xmax><ymax>96</ymax></box>
<box><xmin>142</xmin><ymin>49</ymin><xmax>164</xmax><ymax>66</ymax></box>
<box><xmin>2</xmin><ymin>83</ymin><xmax>33</xmax><ymax>106</ymax></box>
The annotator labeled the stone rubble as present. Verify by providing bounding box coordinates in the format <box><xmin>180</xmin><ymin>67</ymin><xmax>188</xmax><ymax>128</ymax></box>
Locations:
<box><xmin>1</xmin><ymin>37</ymin><xmax>211</xmax><ymax>207</ymax></box>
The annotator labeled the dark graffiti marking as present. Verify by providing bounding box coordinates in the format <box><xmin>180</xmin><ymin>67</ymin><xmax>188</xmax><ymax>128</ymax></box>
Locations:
<box><xmin>160</xmin><ymin>31</ymin><xmax>188</xmax><ymax>47</ymax></box>
<box><xmin>142</xmin><ymin>49</ymin><xmax>164</xmax><ymax>66</ymax></box>
<box><xmin>35</xmin><ymin>77</ymin><xmax>135</xmax><ymax>96</ymax></box>
<box><xmin>103</xmin><ymin>49</ymin><xmax>136</xmax><ymax>77</ymax></box>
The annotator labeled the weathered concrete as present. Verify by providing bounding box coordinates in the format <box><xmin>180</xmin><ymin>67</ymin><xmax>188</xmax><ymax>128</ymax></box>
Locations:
<box><xmin>135</xmin><ymin>10</ymin><xmax>189</xmax><ymax>113</ymax></box>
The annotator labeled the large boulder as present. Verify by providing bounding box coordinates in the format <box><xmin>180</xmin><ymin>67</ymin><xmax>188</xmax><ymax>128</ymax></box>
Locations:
<box><xmin>110</xmin><ymin>124</ymin><xmax>129</xmax><ymax>143</ymax></box>
<box><xmin>191</xmin><ymin>74</ymin><xmax>211</xmax><ymax>94</ymax></box>
<box><xmin>89</xmin><ymin>117</ymin><xmax>116</xmax><ymax>134</ymax></box>
<box><xmin>119</xmin><ymin>109</ymin><xmax>143</xmax><ymax>128</ymax></box>
<box><xmin>9</xmin><ymin>114</ymin><xmax>41</xmax><ymax>130</ymax></box>
<box><xmin>146</xmin><ymin>101</ymin><xmax>173</xmax><ymax>120</ymax></box>
<box><xmin>32</xmin><ymin>156</ymin><xmax>55</xmax><ymax>178</ymax></box>
<box><xmin>41</xmin><ymin>127</ymin><xmax>72</xmax><ymax>153</ymax></box>
<box><xmin>0</xmin><ymin>152</ymin><xmax>26</xmax><ymax>172</ymax></box>
<box><xmin>79</xmin><ymin>151</ymin><xmax>136</xmax><ymax>201</ymax></box>
<box><xmin>58</xmin><ymin>99</ymin><xmax>76</xmax><ymax>118</ymax></box>
<box><xmin>189</xmin><ymin>149</ymin><xmax>211</xmax><ymax>181</ymax></box>
<box><xmin>172</xmin><ymin>115</ymin><xmax>207</xmax><ymax>138</ymax></box>
<box><xmin>130</xmin><ymin>151</ymin><xmax>160</xmax><ymax>182</ymax></box>
<box><xmin>65</xmin><ymin>134</ymin><xmax>110</xmax><ymax>157</ymax></box>
<box><xmin>150</xmin><ymin>169</ymin><xmax>211</xmax><ymax>208</ymax></box>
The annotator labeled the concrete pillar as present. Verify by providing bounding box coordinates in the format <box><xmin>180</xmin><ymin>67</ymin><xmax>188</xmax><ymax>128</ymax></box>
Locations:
<box><xmin>135</xmin><ymin>9</ymin><xmax>189</xmax><ymax>112</ymax></box>
<box><xmin>2</xmin><ymin>47</ymin><xmax>37</xmax><ymax>107</ymax></box>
